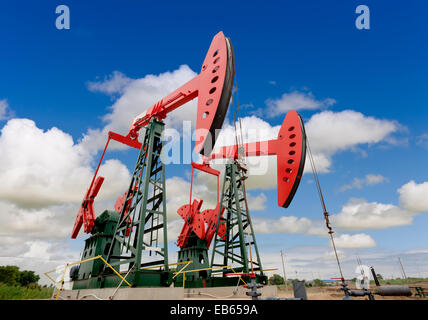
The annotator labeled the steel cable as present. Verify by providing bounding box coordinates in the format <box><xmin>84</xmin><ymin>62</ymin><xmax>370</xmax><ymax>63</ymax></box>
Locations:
<box><xmin>306</xmin><ymin>138</ymin><xmax>345</xmax><ymax>280</ymax></box>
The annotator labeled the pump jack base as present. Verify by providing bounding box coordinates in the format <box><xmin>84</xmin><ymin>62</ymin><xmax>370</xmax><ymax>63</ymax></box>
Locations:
<box><xmin>55</xmin><ymin>284</ymin><xmax>277</xmax><ymax>300</ymax></box>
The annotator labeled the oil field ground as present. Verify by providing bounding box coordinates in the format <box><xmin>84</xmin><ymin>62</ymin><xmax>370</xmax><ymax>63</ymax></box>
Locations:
<box><xmin>275</xmin><ymin>281</ymin><xmax>428</xmax><ymax>300</ymax></box>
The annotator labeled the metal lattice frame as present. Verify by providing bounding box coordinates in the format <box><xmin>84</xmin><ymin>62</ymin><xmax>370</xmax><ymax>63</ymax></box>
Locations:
<box><xmin>210</xmin><ymin>162</ymin><xmax>263</xmax><ymax>275</ymax></box>
<box><xmin>104</xmin><ymin>119</ymin><xmax>168</xmax><ymax>276</ymax></box>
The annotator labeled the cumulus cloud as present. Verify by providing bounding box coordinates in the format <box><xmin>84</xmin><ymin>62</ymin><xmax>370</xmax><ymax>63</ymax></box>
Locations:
<box><xmin>305</xmin><ymin>110</ymin><xmax>399</xmax><ymax>155</ymax></box>
<box><xmin>0</xmin><ymin>118</ymin><xmax>130</xmax><ymax>208</ymax></box>
<box><xmin>331</xmin><ymin>198</ymin><xmax>415</xmax><ymax>230</ymax></box>
<box><xmin>0</xmin><ymin>200</ymin><xmax>89</xmax><ymax>282</ymax></box>
<box><xmin>253</xmin><ymin>216</ymin><xmax>326</xmax><ymax>236</ymax></box>
<box><xmin>167</xmin><ymin>219</ymin><xmax>184</xmax><ymax>243</ymax></box>
<box><xmin>0</xmin><ymin>202</ymin><xmax>76</xmax><ymax>240</ymax></box>
<box><xmin>340</xmin><ymin>174</ymin><xmax>388</xmax><ymax>192</ymax></box>
<box><xmin>0</xmin><ymin>116</ymin><xmax>131</xmax><ymax>265</ymax></box>
<box><xmin>333</xmin><ymin>233</ymin><xmax>376</xmax><ymax>249</ymax></box>
<box><xmin>246</xmin><ymin>193</ymin><xmax>267</xmax><ymax>211</ymax></box>
<box><xmin>265</xmin><ymin>91</ymin><xmax>336</xmax><ymax>116</ymax></box>
<box><xmin>303</xmin><ymin>110</ymin><xmax>400</xmax><ymax>174</ymax></box>
<box><xmin>398</xmin><ymin>180</ymin><xmax>428</xmax><ymax>212</ymax></box>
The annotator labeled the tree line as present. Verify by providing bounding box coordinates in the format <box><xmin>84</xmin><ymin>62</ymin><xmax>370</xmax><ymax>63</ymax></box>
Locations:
<box><xmin>0</xmin><ymin>265</ymin><xmax>40</xmax><ymax>287</ymax></box>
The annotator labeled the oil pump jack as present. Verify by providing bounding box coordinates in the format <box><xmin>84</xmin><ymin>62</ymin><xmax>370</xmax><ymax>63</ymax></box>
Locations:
<box><xmin>174</xmin><ymin>110</ymin><xmax>306</xmax><ymax>288</ymax></box>
<box><xmin>69</xmin><ymin>31</ymin><xmax>307</xmax><ymax>290</ymax></box>
<box><xmin>70</xmin><ymin>31</ymin><xmax>235</xmax><ymax>289</ymax></box>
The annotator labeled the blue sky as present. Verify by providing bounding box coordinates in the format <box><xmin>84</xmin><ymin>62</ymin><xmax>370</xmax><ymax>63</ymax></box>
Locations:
<box><xmin>0</xmin><ymin>1</ymin><xmax>427</xmax><ymax>282</ymax></box>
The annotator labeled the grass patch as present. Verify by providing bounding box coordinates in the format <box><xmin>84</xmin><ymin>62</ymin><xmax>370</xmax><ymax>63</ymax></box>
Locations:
<box><xmin>0</xmin><ymin>284</ymin><xmax>54</xmax><ymax>300</ymax></box>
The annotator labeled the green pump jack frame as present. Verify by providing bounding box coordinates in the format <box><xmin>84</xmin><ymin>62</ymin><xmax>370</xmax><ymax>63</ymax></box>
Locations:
<box><xmin>72</xmin><ymin>119</ymin><xmax>171</xmax><ymax>289</ymax></box>
<box><xmin>175</xmin><ymin>162</ymin><xmax>267</xmax><ymax>288</ymax></box>
<box><xmin>210</xmin><ymin>162</ymin><xmax>267</xmax><ymax>286</ymax></box>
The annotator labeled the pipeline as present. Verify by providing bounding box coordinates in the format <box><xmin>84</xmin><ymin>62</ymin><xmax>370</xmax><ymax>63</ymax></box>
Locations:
<box><xmin>375</xmin><ymin>285</ymin><xmax>412</xmax><ymax>296</ymax></box>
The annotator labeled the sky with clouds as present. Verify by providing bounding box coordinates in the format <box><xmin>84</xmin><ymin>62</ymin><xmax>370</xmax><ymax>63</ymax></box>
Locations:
<box><xmin>0</xmin><ymin>1</ymin><xmax>427</xmax><ymax>284</ymax></box>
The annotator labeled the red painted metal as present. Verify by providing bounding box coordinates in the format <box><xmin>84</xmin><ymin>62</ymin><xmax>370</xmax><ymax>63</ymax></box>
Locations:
<box><xmin>225</xmin><ymin>272</ymin><xmax>256</xmax><ymax>278</ymax></box>
<box><xmin>191</xmin><ymin>162</ymin><xmax>220</xmax><ymax>177</ymax></box>
<box><xmin>176</xmin><ymin>162</ymin><xmax>223</xmax><ymax>248</ymax></box>
<box><xmin>127</xmin><ymin>31</ymin><xmax>234</xmax><ymax>156</ymax></box>
<box><xmin>108</xmin><ymin>131</ymin><xmax>142</xmax><ymax>150</ymax></box>
<box><xmin>176</xmin><ymin>199</ymin><xmax>205</xmax><ymax>248</ymax></box>
<box><xmin>202</xmin><ymin>203</ymin><xmax>226</xmax><ymax>248</ymax></box>
<box><xmin>206</xmin><ymin>110</ymin><xmax>306</xmax><ymax>208</ymax></box>
<box><xmin>71</xmin><ymin>176</ymin><xmax>104</xmax><ymax>238</ymax></box>
<box><xmin>114</xmin><ymin>188</ymin><xmax>136</xmax><ymax>237</ymax></box>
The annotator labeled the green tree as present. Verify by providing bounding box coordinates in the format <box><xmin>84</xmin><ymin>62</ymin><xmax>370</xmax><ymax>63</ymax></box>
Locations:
<box><xmin>0</xmin><ymin>266</ymin><xmax>20</xmax><ymax>286</ymax></box>
<box><xmin>313</xmin><ymin>278</ymin><xmax>325</xmax><ymax>287</ymax></box>
<box><xmin>268</xmin><ymin>274</ymin><xmax>285</xmax><ymax>285</ymax></box>
<box><xmin>376</xmin><ymin>273</ymin><xmax>383</xmax><ymax>281</ymax></box>
<box><xmin>18</xmin><ymin>270</ymin><xmax>40</xmax><ymax>287</ymax></box>
<box><xmin>0</xmin><ymin>266</ymin><xmax>40</xmax><ymax>287</ymax></box>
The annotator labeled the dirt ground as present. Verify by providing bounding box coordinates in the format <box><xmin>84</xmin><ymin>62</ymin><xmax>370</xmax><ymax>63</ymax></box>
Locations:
<box><xmin>277</xmin><ymin>282</ymin><xmax>428</xmax><ymax>300</ymax></box>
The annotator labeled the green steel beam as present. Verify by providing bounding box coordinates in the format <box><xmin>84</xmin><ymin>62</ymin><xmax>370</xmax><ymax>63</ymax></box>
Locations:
<box><xmin>101</xmin><ymin>119</ymin><xmax>169</xmax><ymax>287</ymax></box>
<box><xmin>210</xmin><ymin>162</ymin><xmax>264</xmax><ymax>277</ymax></box>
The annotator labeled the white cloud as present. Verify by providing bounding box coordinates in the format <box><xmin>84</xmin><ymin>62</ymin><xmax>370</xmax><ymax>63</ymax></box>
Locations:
<box><xmin>340</xmin><ymin>174</ymin><xmax>388</xmax><ymax>192</ymax></box>
<box><xmin>0</xmin><ymin>117</ymin><xmax>131</xmax><ymax>266</ymax></box>
<box><xmin>0</xmin><ymin>99</ymin><xmax>14</xmax><ymax>120</ymax></box>
<box><xmin>322</xmin><ymin>249</ymin><xmax>346</xmax><ymax>261</ymax></box>
<box><xmin>398</xmin><ymin>180</ymin><xmax>428</xmax><ymax>212</ymax></box>
<box><xmin>0</xmin><ymin>118</ymin><xmax>130</xmax><ymax>208</ymax></box>
<box><xmin>303</xmin><ymin>110</ymin><xmax>399</xmax><ymax>174</ymax></box>
<box><xmin>333</xmin><ymin>233</ymin><xmax>376</xmax><ymax>249</ymax></box>
<box><xmin>253</xmin><ymin>216</ymin><xmax>326</xmax><ymax>236</ymax></box>
<box><xmin>265</xmin><ymin>91</ymin><xmax>335</xmax><ymax>116</ymax></box>
<box><xmin>305</xmin><ymin>110</ymin><xmax>399</xmax><ymax>155</ymax></box>
<box><xmin>167</xmin><ymin>219</ymin><xmax>184</xmax><ymax>243</ymax></box>
<box><xmin>331</xmin><ymin>198</ymin><xmax>415</xmax><ymax>230</ymax></box>
<box><xmin>0</xmin><ymin>202</ymin><xmax>72</xmax><ymax>240</ymax></box>
<box><xmin>365</xmin><ymin>174</ymin><xmax>388</xmax><ymax>185</ymax></box>
<box><xmin>87</xmin><ymin>71</ymin><xmax>133</xmax><ymax>96</ymax></box>
<box><xmin>246</xmin><ymin>193</ymin><xmax>267</xmax><ymax>211</ymax></box>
